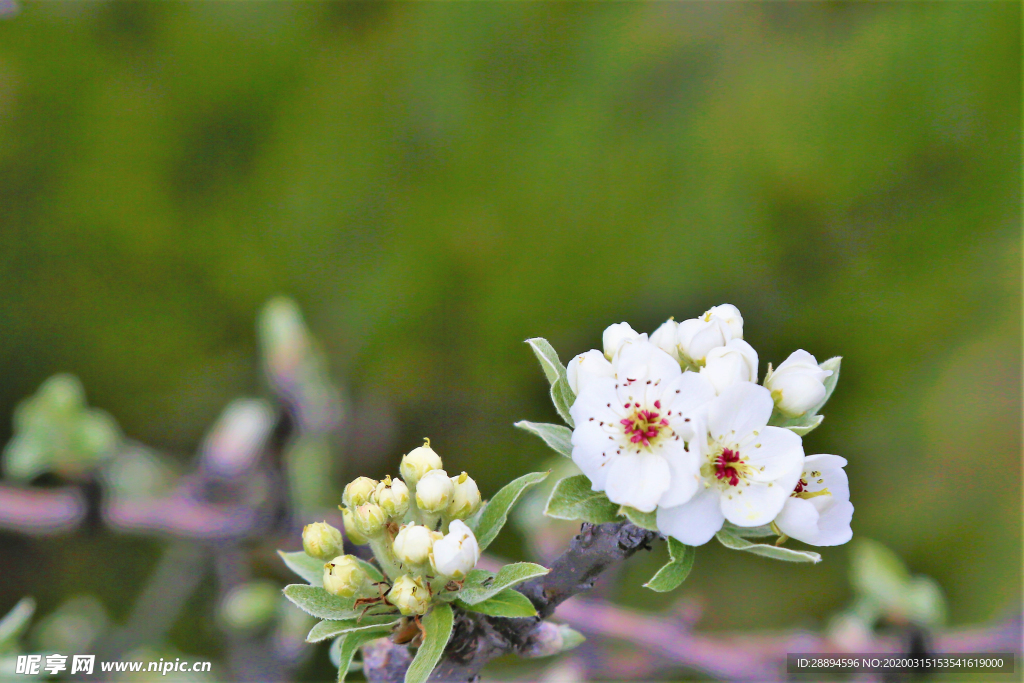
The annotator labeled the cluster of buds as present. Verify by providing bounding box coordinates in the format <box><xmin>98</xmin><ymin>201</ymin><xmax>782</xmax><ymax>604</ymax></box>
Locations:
<box><xmin>300</xmin><ymin>439</ymin><xmax>483</xmax><ymax>617</ymax></box>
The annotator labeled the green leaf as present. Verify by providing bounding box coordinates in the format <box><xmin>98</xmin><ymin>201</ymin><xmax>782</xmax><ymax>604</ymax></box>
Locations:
<box><xmin>525</xmin><ymin>338</ymin><xmax>576</xmax><ymax>427</ymax></box>
<box><xmin>514</xmin><ymin>421</ymin><xmax>573</xmax><ymax>458</ymax></box>
<box><xmin>456</xmin><ymin>588</ymin><xmax>537</xmax><ymax>617</ymax></box>
<box><xmin>715</xmin><ymin>529</ymin><xmax>821</xmax><ymax>563</ymax></box>
<box><xmin>355</xmin><ymin>558</ymin><xmax>385</xmax><ymax>583</ymax></box>
<box><xmin>307</xmin><ymin>615</ymin><xmax>399</xmax><ymax>643</ymax></box>
<box><xmin>332</xmin><ymin>629</ymin><xmax>391</xmax><ymax>683</ymax></box>
<box><xmin>545</xmin><ymin>476</ymin><xmax>619</xmax><ymax>523</ymax></box>
<box><xmin>457</xmin><ymin>562</ymin><xmax>549</xmax><ymax>605</ymax></box>
<box><xmin>0</xmin><ymin>598</ymin><xmax>34</xmax><ymax>653</ymax></box>
<box><xmin>618</xmin><ymin>505</ymin><xmax>658</xmax><ymax>531</ymax></box>
<box><xmin>558</xmin><ymin>625</ymin><xmax>585</xmax><ymax>652</ymax></box>
<box><xmin>722</xmin><ymin>522</ymin><xmax>776</xmax><ymax>538</ymax></box>
<box><xmin>279</xmin><ymin>551</ymin><xmax>325</xmax><ymax>587</ymax></box>
<box><xmin>283</xmin><ymin>585</ymin><xmax>364</xmax><ymax>620</ymax></box>
<box><xmin>644</xmin><ymin>538</ymin><xmax>695</xmax><ymax>592</ymax></box>
<box><xmin>405</xmin><ymin>603</ymin><xmax>454</xmax><ymax>683</ymax></box>
<box><xmin>768</xmin><ymin>357</ymin><xmax>841</xmax><ymax>436</ymax></box>
<box><xmin>469</xmin><ymin>471</ymin><xmax>550</xmax><ymax>551</ymax></box>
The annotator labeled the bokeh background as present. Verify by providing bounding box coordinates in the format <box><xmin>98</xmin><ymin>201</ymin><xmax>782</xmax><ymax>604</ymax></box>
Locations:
<box><xmin>0</xmin><ymin>1</ymin><xmax>1020</xmax><ymax>680</ymax></box>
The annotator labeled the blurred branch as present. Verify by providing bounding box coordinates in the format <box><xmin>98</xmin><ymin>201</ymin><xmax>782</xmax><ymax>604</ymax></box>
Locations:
<box><xmin>0</xmin><ymin>484</ymin><xmax>86</xmax><ymax>534</ymax></box>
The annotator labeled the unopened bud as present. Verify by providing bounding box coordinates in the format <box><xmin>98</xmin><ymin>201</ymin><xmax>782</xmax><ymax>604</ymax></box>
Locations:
<box><xmin>399</xmin><ymin>438</ymin><xmax>443</xmax><ymax>486</ymax></box>
<box><xmin>414</xmin><ymin>469</ymin><xmax>453</xmax><ymax>513</ymax></box>
<box><xmin>323</xmin><ymin>555</ymin><xmax>367</xmax><ymax>598</ymax></box>
<box><xmin>342</xmin><ymin>477</ymin><xmax>378</xmax><ymax>509</ymax></box>
<box><xmin>302</xmin><ymin>521</ymin><xmax>344</xmax><ymax>560</ymax></box>
<box><xmin>446</xmin><ymin>472</ymin><xmax>481</xmax><ymax>520</ymax></box>
<box><xmin>387</xmin><ymin>574</ymin><xmax>430</xmax><ymax>616</ymax></box>
<box><xmin>374</xmin><ymin>476</ymin><xmax>410</xmax><ymax>518</ymax></box>
<box><xmin>429</xmin><ymin>520</ymin><xmax>481</xmax><ymax>579</ymax></box>
<box><xmin>342</xmin><ymin>507</ymin><xmax>368</xmax><ymax>545</ymax></box>
<box><xmin>352</xmin><ymin>503</ymin><xmax>386</xmax><ymax>537</ymax></box>
<box><xmin>392</xmin><ymin>524</ymin><xmax>440</xmax><ymax>566</ymax></box>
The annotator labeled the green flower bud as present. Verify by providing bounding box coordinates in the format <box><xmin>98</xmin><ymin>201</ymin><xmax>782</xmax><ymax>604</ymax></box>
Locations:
<box><xmin>302</xmin><ymin>521</ymin><xmax>344</xmax><ymax>560</ymax></box>
<box><xmin>342</xmin><ymin>477</ymin><xmax>378</xmax><ymax>509</ymax></box>
<box><xmin>342</xmin><ymin>507</ymin><xmax>368</xmax><ymax>545</ymax></box>
<box><xmin>399</xmin><ymin>438</ymin><xmax>443</xmax><ymax>486</ymax></box>
<box><xmin>414</xmin><ymin>469</ymin><xmax>453</xmax><ymax>513</ymax></box>
<box><xmin>446</xmin><ymin>472</ymin><xmax>481</xmax><ymax>520</ymax></box>
<box><xmin>323</xmin><ymin>555</ymin><xmax>367</xmax><ymax>598</ymax></box>
<box><xmin>387</xmin><ymin>574</ymin><xmax>430</xmax><ymax>616</ymax></box>
<box><xmin>352</xmin><ymin>503</ymin><xmax>387</xmax><ymax>538</ymax></box>
<box><xmin>392</xmin><ymin>524</ymin><xmax>441</xmax><ymax>566</ymax></box>
<box><xmin>374</xmin><ymin>476</ymin><xmax>410</xmax><ymax>519</ymax></box>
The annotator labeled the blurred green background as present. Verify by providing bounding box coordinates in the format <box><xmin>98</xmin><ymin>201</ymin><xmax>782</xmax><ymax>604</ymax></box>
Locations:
<box><xmin>0</xmin><ymin>0</ymin><xmax>1019</xmax><ymax>675</ymax></box>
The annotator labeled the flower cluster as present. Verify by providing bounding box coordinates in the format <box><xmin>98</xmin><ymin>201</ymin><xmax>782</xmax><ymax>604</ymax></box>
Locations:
<box><xmin>566</xmin><ymin>305</ymin><xmax>853</xmax><ymax>547</ymax></box>
<box><xmin>301</xmin><ymin>439</ymin><xmax>483</xmax><ymax>616</ymax></box>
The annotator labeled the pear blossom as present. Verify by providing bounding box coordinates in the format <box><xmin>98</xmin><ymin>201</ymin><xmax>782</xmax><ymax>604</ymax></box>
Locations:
<box><xmin>706</xmin><ymin>304</ymin><xmax>744</xmax><ymax>339</ymax></box>
<box><xmin>566</xmin><ymin>350</ymin><xmax>614</xmax><ymax>395</ymax></box>
<box><xmin>323</xmin><ymin>555</ymin><xmax>367</xmax><ymax>598</ymax></box>
<box><xmin>602</xmin><ymin>322</ymin><xmax>641</xmax><ymax>360</ymax></box>
<box><xmin>656</xmin><ymin>382</ymin><xmax>804</xmax><ymax>546</ymax></box>
<box><xmin>676</xmin><ymin>305</ymin><xmax>740</xmax><ymax>366</ymax></box>
<box><xmin>430</xmin><ymin>519</ymin><xmax>481</xmax><ymax>579</ymax></box>
<box><xmin>700</xmin><ymin>339</ymin><xmax>758</xmax><ymax>394</ymax></box>
<box><xmin>773</xmin><ymin>454</ymin><xmax>853</xmax><ymax>546</ymax></box>
<box><xmin>649</xmin><ymin>319</ymin><xmax>680</xmax><ymax>362</ymax></box>
<box><xmin>415</xmin><ymin>469</ymin><xmax>454</xmax><ymax>512</ymax></box>
<box><xmin>302</xmin><ymin>521</ymin><xmax>343</xmax><ymax>560</ymax></box>
<box><xmin>388</xmin><ymin>574</ymin><xmax>430</xmax><ymax>616</ymax></box>
<box><xmin>764</xmin><ymin>350</ymin><xmax>833</xmax><ymax>417</ymax></box>
<box><xmin>569</xmin><ymin>338</ymin><xmax>717</xmax><ymax>513</ymax></box>
<box><xmin>400</xmin><ymin>439</ymin><xmax>442</xmax><ymax>485</ymax></box>
<box><xmin>393</xmin><ymin>523</ymin><xmax>440</xmax><ymax>566</ymax></box>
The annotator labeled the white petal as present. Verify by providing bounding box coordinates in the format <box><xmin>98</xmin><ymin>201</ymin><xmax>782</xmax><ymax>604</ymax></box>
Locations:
<box><xmin>602</xmin><ymin>323</ymin><xmax>640</xmax><ymax>359</ymax></box>
<box><xmin>656</xmin><ymin>486</ymin><xmax>724</xmax><ymax>546</ymax></box>
<box><xmin>614</xmin><ymin>339</ymin><xmax>681</xmax><ymax>385</ymax></box>
<box><xmin>566</xmin><ymin>350</ymin><xmax>614</xmax><ymax>395</ymax></box>
<box><xmin>774</xmin><ymin>497</ymin><xmax>820</xmax><ymax>543</ymax></box>
<box><xmin>816</xmin><ymin>500</ymin><xmax>854</xmax><ymax>546</ymax></box>
<box><xmin>745</xmin><ymin>427</ymin><xmax>805</xmax><ymax>482</ymax></box>
<box><xmin>603</xmin><ymin>452</ymin><xmax>671</xmax><ymax>513</ymax></box>
<box><xmin>707</xmin><ymin>382</ymin><xmax>773</xmax><ymax>441</ymax></box>
<box><xmin>662</xmin><ymin>371</ymin><xmax>717</xmax><ymax>415</ymax></box>
<box><xmin>570</xmin><ymin>421</ymin><xmax>615</xmax><ymax>491</ymax></box>
<box><xmin>719</xmin><ymin>478</ymin><xmax>792</xmax><ymax>527</ymax></box>
<box><xmin>656</xmin><ymin>439</ymin><xmax>700</xmax><ymax>508</ymax></box>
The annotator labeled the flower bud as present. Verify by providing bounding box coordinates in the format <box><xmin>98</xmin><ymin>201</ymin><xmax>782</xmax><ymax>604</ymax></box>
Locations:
<box><xmin>374</xmin><ymin>476</ymin><xmax>410</xmax><ymax>518</ymax></box>
<box><xmin>602</xmin><ymin>322</ymin><xmax>640</xmax><ymax>360</ymax></box>
<box><xmin>677</xmin><ymin>314</ymin><xmax>732</xmax><ymax>365</ymax></box>
<box><xmin>566</xmin><ymin>349</ymin><xmax>614</xmax><ymax>395</ymax></box>
<box><xmin>323</xmin><ymin>555</ymin><xmax>367</xmax><ymax>598</ymax></box>
<box><xmin>352</xmin><ymin>503</ymin><xmax>387</xmax><ymax>538</ymax></box>
<box><xmin>342</xmin><ymin>476</ymin><xmax>378</xmax><ymax>509</ymax></box>
<box><xmin>387</xmin><ymin>574</ymin><xmax>430</xmax><ymax>616</ymax></box>
<box><xmin>649</xmin><ymin>318</ymin><xmax>681</xmax><ymax>363</ymax></box>
<box><xmin>341</xmin><ymin>507</ymin><xmax>368</xmax><ymax>545</ymax></box>
<box><xmin>706</xmin><ymin>304</ymin><xmax>743</xmax><ymax>339</ymax></box>
<box><xmin>764</xmin><ymin>350</ymin><xmax>832</xmax><ymax>417</ymax></box>
<box><xmin>302</xmin><ymin>521</ymin><xmax>344</xmax><ymax>560</ymax></box>
<box><xmin>700</xmin><ymin>339</ymin><xmax>759</xmax><ymax>394</ymax></box>
<box><xmin>414</xmin><ymin>469</ymin><xmax>453</xmax><ymax>513</ymax></box>
<box><xmin>392</xmin><ymin>523</ymin><xmax>440</xmax><ymax>566</ymax></box>
<box><xmin>429</xmin><ymin>520</ymin><xmax>481</xmax><ymax>579</ymax></box>
<box><xmin>400</xmin><ymin>439</ymin><xmax>443</xmax><ymax>486</ymax></box>
<box><xmin>446</xmin><ymin>472</ymin><xmax>481</xmax><ymax>520</ymax></box>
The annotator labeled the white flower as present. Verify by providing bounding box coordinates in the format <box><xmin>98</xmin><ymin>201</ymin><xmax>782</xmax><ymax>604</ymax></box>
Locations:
<box><xmin>602</xmin><ymin>322</ymin><xmax>641</xmax><ymax>360</ymax></box>
<box><xmin>447</xmin><ymin>472</ymin><xmax>482</xmax><ymax>520</ymax></box>
<box><xmin>569</xmin><ymin>339</ymin><xmax>717</xmax><ymax>513</ymax></box>
<box><xmin>415</xmin><ymin>469</ymin><xmax>454</xmax><ymax>512</ymax></box>
<box><xmin>388</xmin><ymin>574</ymin><xmax>430</xmax><ymax>616</ymax></box>
<box><xmin>430</xmin><ymin>520</ymin><xmax>481</xmax><ymax>579</ymax></box>
<box><xmin>393</xmin><ymin>524</ymin><xmax>440</xmax><ymax>566</ymax></box>
<box><xmin>764</xmin><ymin>350</ymin><xmax>832</xmax><ymax>417</ymax></box>
<box><xmin>706</xmin><ymin>304</ymin><xmax>743</xmax><ymax>339</ymax></box>
<box><xmin>566</xmin><ymin>350</ymin><xmax>614</xmax><ymax>395</ymax></box>
<box><xmin>374</xmin><ymin>476</ymin><xmax>410</xmax><ymax>518</ymax></box>
<box><xmin>700</xmin><ymin>339</ymin><xmax>758</xmax><ymax>394</ymax></box>
<box><xmin>656</xmin><ymin>382</ymin><xmax>804</xmax><ymax>545</ymax></box>
<box><xmin>677</xmin><ymin>312</ymin><xmax>732</xmax><ymax>365</ymax></box>
<box><xmin>773</xmin><ymin>454</ymin><xmax>853</xmax><ymax>546</ymax></box>
<box><xmin>400</xmin><ymin>439</ymin><xmax>443</xmax><ymax>485</ymax></box>
<box><xmin>649</xmin><ymin>319</ymin><xmax>680</xmax><ymax>362</ymax></box>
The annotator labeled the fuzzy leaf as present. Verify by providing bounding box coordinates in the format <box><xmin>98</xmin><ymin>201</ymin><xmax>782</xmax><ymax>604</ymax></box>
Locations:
<box><xmin>283</xmin><ymin>585</ymin><xmax>365</xmax><ymax>620</ymax></box>
<box><xmin>456</xmin><ymin>588</ymin><xmax>537</xmax><ymax>617</ymax></box>
<box><xmin>545</xmin><ymin>475</ymin><xmax>619</xmax><ymax>523</ymax></box>
<box><xmin>469</xmin><ymin>471</ymin><xmax>550</xmax><ymax>551</ymax></box>
<box><xmin>644</xmin><ymin>538</ymin><xmax>695</xmax><ymax>592</ymax></box>
<box><xmin>526</xmin><ymin>338</ymin><xmax>576</xmax><ymax>427</ymax></box>
<box><xmin>0</xmin><ymin>598</ymin><xmax>34</xmax><ymax>653</ymax></box>
<box><xmin>514</xmin><ymin>421</ymin><xmax>573</xmax><ymax>458</ymax></box>
<box><xmin>332</xmin><ymin>629</ymin><xmax>391</xmax><ymax>683</ymax></box>
<box><xmin>457</xmin><ymin>562</ymin><xmax>549</xmax><ymax>605</ymax></box>
<box><xmin>618</xmin><ymin>505</ymin><xmax>658</xmax><ymax>531</ymax></box>
<box><xmin>278</xmin><ymin>551</ymin><xmax>325</xmax><ymax>587</ymax></box>
<box><xmin>715</xmin><ymin>529</ymin><xmax>821</xmax><ymax>563</ymax></box>
<box><xmin>405</xmin><ymin>603</ymin><xmax>454</xmax><ymax>683</ymax></box>
<box><xmin>722</xmin><ymin>522</ymin><xmax>776</xmax><ymax>538</ymax></box>
<box><xmin>306</xmin><ymin>615</ymin><xmax>398</xmax><ymax>643</ymax></box>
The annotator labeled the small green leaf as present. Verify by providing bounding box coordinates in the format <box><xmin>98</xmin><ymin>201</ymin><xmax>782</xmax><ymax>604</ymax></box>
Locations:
<box><xmin>279</xmin><ymin>551</ymin><xmax>325</xmax><ymax>587</ymax></box>
<box><xmin>525</xmin><ymin>338</ymin><xmax>576</xmax><ymax>427</ymax></box>
<box><xmin>715</xmin><ymin>529</ymin><xmax>821</xmax><ymax>563</ymax></box>
<box><xmin>355</xmin><ymin>558</ymin><xmax>384</xmax><ymax>583</ymax></box>
<box><xmin>332</xmin><ymin>629</ymin><xmax>391</xmax><ymax>683</ymax></box>
<box><xmin>644</xmin><ymin>538</ymin><xmax>695</xmax><ymax>592</ymax></box>
<box><xmin>545</xmin><ymin>476</ymin><xmax>619</xmax><ymax>523</ymax></box>
<box><xmin>457</xmin><ymin>562</ymin><xmax>549</xmax><ymax>605</ymax></box>
<box><xmin>283</xmin><ymin>585</ymin><xmax>364</xmax><ymax>620</ymax></box>
<box><xmin>456</xmin><ymin>588</ymin><xmax>537</xmax><ymax>617</ymax></box>
<box><xmin>469</xmin><ymin>471</ymin><xmax>550</xmax><ymax>551</ymax></box>
<box><xmin>514</xmin><ymin>421</ymin><xmax>573</xmax><ymax>458</ymax></box>
<box><xmin>618</xmin><ymin>505</ymin><xmax>658</xmax><ymax>531</ymax></box>
<box><xmin>558</xmin><ymin>625</ymin><xmax>585</xmax><ymax>652</ymax></box>
<box><xmin>0</xmin><ymin>598</ymin><xmax>35</xmax><ymax>653</ymax></box>
<box><xmin>307</xmin><ymin>615</ymin><xmax>399</xmax><ymax>643</ymax></box>
<box><xmin>405</xmin><ymin>603</ymin><xmax>454</xmax><ymax>683</ymax></box>
<box><xmin>722</xmin><ymin>522</ymin><xmax>775</xmax><ymax>538</ymax></box>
